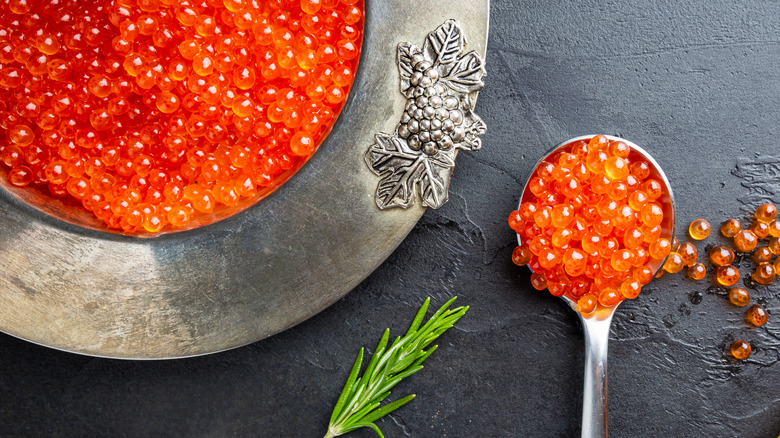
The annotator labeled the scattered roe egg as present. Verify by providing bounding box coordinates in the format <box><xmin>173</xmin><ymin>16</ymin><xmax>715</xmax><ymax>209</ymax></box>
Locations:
<box><xmin>687</xmin><ymin>263</ymin><xmax>706</xmax><ymax>281</ymax></box>
<box><xmin>755</xmin><ymin>203</ymin><xmax>777</xmax><ymax>223</ymax></box>
<box><xmin>708</xmin><ymin>245</ymin><xmax>734</xmax><ymax>266</ymax></box>
<box><xmin>745</xmin><ymin>304</ymin><xmax>768</xmax><ymax>327</ymax></box>
<box><xmin>728</xmin><ymin>287</ymin><xmax>750</xmax><ymax>307</ymax></box>
<box><xmin>720</xmin><ymin>218</ymin><xmax>741</xmax><ymax>238</ymax></box>
<box><xmin>753</xmin><ymin>246</ymin><xmax>773</xmax><ymax>264</ymax></box>
<box><xmin>688</xmin><ymin>219</ymin><xmax>711</xmax><ymax>240</ymax></box>
<box><xmin>508</xmin><ymin>136</ymin><xmax>671</xmax><ymax>315</ymax></box>
<box><xmin>752</xmin><ymin>263</ymin><xmax>776</xmax><ymax>285</ymax></box>
<box><xmin>0</xmin><ymin>0</ymin><xmax>365</xmax><ymax>234</ymax></box>
<box><xmin>730</xmin><ymin>340</ymin><xmax>751</xmax><ymax>360</ymax></box>
<box><xmin>733</xmin><ymin>230</ymin><xmax>758</xmax><ymax>253</ymax></box>
<box><xmin>663</xmin><ymin>252</ymin><xmax>684</xmax><ymax>274</ymax></box>
<box><xmin>716</xmin><ymin>265</ymin><xmax>740</xmax><ymax>287</ymax></box>
<box><xmin>677</xmin><ymin>242</ymin><xmax>697</xmax><ymax>267</ymax></box>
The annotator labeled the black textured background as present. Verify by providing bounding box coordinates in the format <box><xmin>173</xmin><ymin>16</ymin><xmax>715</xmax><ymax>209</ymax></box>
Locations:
<box><xmin>2</xmin><ymin>1</ymin><xmax>780</xmax><ymax>437</ymax></box>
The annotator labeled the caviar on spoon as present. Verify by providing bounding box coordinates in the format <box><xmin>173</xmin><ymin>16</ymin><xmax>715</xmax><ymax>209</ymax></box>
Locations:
<box><xmin>509</xmin><ymin>135</ymin><xmax>676</xmax><ymax>438</ymax></box>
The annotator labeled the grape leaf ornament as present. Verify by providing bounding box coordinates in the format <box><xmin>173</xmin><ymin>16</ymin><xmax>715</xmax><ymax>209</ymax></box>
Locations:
<box><xmin>365</xmin><ymin>20</ymin><xmax>487</xmax><ymax>210</ymax></box>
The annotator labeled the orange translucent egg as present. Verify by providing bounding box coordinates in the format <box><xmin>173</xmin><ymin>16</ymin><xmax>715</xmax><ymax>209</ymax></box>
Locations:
<box><xmin>768</xmin><ymin>220</ymin><xmax>780</xmax><ymax>238</ymax></box>
<box><xmin>629</xmin><ymin>161</ymin><xmax>650</xmax><ymax>180</ymax></box>
<box><xmin>752</xmin><ymin>263</ymin><xmax>776</xmax><ymax>285</ymax></box>
<box><xmin>733</xmin><ymin>230</ymin><xmax>758</xmax><ymax>253</ymax></box>
<box><xmin>623</xmin><ymin>228</ymin><xmax>645</xmax><ymax>249</ymax></box>
<box><xmin>530</xmin><ymin>272</ymin><xmax>548</xmax><ymax>290</ymax></box>
<box><xmin>677</xmin><ymin>242</ymin><xmax>698</xmax><ymax>267</ymax></box>
<box><xmin>720</xmin><ymin>218</ymin><xmax>741</xmax><ymax>238</ymax></box>
<box><xmin>538</xmin><ymin>248</ymin><xmax>560</xmax><ymax>270</ymax></box>
<box><xmin>576</xmin><ymin>295</ymin><xmax>597</xmax><ymax>314</ymax></box>
<box><xmin>598</xmin><ymin>287</ymin><xmax>622</xmax><ymax>307</ymax></box>
<box><xmin>648</xmin><ymin>237</ymin><xmax>671</xmax><ymax>259</ymax></box>
<box><xmin>708</xmin><ymin>245</ymin><xmax>735</xmax><ymax>266</ymax></box>
<box><xmin>608</xmin><ymin>140</ymin><xmax>629</xmax><ymax>158</ymax></box>
<box><xmin>728</xmin><ymin>287</ymin><xmax>751</xmax><ymax>307</ymax></box>
<box><xmin>688</xmin><ymin>219</ymin><xmax>711</xmax><ymax>240</ymax></box>
<box><xmin>628</xmin><ymin>190</ymin><xmax>649</xmax><ymax>211</ymax></box>
<box><xmin>587</xmin><ymin>134</ymin><xmax>609</xmax><ymax>150</ymax></box>
<box><xmin>610</xmin><ymin>249</ymin><xmax>635</xmax><ymax>272</ymax></box>
<box><xmin>687</xmin><ymin>263</ymin><xmax>706</xmax><ymax>281</ymax></box>
<box><xmin>620</xmin><ymin>278</ymin><xmax>641</xmax><ymax>299</ymax></box>
<box><xmin>563</xmin><ymin>248</ymin><xmax>588</xmax><ymax>277</ymax></box>
<box><xmin>753</xmin><ymin>246</ymin><xmax>773</xmax><ymax>264</ymax></box>
<box><xmin>642</xmin><ymin>179</ymin><xmax>663</xmax><ymax>200</ymax></box>
<box><xmin>755</xmin><ymin>203</ymin><xmax>778</xmax><ymax>223</ymax></box>
<box><xmin>745</xmin><ymin>304</ymin><xmax>768</xmax><ymax>326</ymax></box>
<box><xmin>551</xmin><ymin>204</ymin><xmax>574</xmax><ymax>228</ymax></box>
<box><xmin>640</xmin><ymin>202</ymin><xmax>663</xmax><ymax>227</ymax></box>
<box><xmin>716</xmin><ymin>265</ymin><xmax>740</xmax><ymax>287</ymax></box>
<box><xmin>750</xmin><ymin>220</ymin><xmax>770</xmax><ymax>240</ymax></box>
<box><xmin>586</xmin><ymin>149</ymin><xmax>608</xmax><ymax>174</ymax></box>
<box><xmin>512</xmin><ymin>246</ymin><xmax>532</xmax><ymax>266</ymax></box>
<box><xmin>770</xmin><ymin>236</ymin><xmax>780</xmax><ymax>255</ymax></box>
<box><xmin>730</xmin><ymin>340</ymin><xmax>751</xmax><ymax>360</ymax></box>
<box><xmin>534</xmin><ymin>206</ymin><xmax>553</xmax><ymax>228</ymax></box>
<box><xmin>663</xmin><ymin>252</ymin><xmax>684</xmax><ymax>273</ymax></box>
<box><xmin>633</xmin><ymin>265</ymin><xmax>653</xmax><ymax>285</ymax></box>
<box><xmin>604</xmin><ymin>156</ymin><xmax>629</xmax><ymax>181</ymax></box>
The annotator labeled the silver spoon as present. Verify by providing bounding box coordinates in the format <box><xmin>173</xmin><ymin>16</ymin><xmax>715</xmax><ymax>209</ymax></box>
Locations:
<box><xmin>517</xmin><ymin>135</ymin><xmax>676</xmax><ymax>438</ymax></box>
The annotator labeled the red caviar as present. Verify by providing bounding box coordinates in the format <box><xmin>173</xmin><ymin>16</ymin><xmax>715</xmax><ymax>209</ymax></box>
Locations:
<box><xmin>0</xmin><ymin>0</ymin><xmax>364</xmax><ymax>233</ymax></box>
<box><xmin>509</xmin><ymin>136</ymin><xmax>671</xmax><ymax>314</ymax></box>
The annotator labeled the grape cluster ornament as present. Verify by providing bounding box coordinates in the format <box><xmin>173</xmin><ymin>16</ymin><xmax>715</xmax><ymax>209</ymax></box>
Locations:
<box><xmin>365</xmin><ymin>20</ymin><xmax>487</xmax><ymax>210</ymax></box>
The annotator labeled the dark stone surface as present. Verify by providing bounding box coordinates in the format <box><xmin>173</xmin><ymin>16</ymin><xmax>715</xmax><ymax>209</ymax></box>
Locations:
<box><xmin>2</xmin><ymin>1</ymin><xmax>780</xmax><ymax>437</ymax></box>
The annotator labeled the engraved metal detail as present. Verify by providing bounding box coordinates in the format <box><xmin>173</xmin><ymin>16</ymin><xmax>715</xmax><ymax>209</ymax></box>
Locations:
<box><xmin>365</xmin><ymin>19</ymin><xmax>487</xmax><ymax>210</ymax></box>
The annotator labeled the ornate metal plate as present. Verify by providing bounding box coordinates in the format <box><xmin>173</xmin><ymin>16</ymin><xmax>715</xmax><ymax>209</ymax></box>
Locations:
<box><xmin>0</xmin><ymin>0</ymin><xmax>490</xmax><ymax>359</ymax></box>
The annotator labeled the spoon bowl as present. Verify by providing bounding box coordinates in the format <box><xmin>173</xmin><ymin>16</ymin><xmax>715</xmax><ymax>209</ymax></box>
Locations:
<box><xmin>517</xmin><ymin>135</ymin><xmax>676</xmax><ymax>437</ymax></box>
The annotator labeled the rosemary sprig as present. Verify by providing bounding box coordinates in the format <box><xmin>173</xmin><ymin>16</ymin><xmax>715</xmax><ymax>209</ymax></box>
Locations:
<box><xmin>324</xmin><ymin>297</ymin><xmax>469</xmax><ymax>438</ymax></box>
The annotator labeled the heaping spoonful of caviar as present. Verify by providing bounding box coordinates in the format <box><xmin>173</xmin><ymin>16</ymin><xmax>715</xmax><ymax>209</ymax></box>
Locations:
<box><xmin>508</xmin><ymin>135</ymin><xmax>676</xmax><ymax>438</ymax></box>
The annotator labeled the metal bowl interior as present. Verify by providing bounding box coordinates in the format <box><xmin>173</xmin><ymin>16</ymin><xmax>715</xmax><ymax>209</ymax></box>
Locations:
<box><xmin>0</xmin><ymin>0</ymin><xmax>490</xmax><ymax>359</ymax></box>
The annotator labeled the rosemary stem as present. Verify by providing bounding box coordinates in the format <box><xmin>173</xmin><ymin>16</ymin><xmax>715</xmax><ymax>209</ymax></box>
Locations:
<box><xmin>323</xmin><ymin>297</ymin><xmax>467</xmax><ymax>438</ymax></box>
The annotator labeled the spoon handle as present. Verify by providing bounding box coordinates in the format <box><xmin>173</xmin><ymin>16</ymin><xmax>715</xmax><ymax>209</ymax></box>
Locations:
<box><xmin>579</xmin><ymin>313</ymin><xmax>615</xmax><ymax>438</ymax></box>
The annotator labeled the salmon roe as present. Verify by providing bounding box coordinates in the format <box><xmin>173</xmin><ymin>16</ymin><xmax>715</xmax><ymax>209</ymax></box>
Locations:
<box><xmin>720</xmin><ymin>218</ymin><xmax>741</xmax><ymax>238</ymax></box>
<box><xmin>687</xmin><ymin>262</ymin><xmax>706</xmax><ymax>280</ymax></box>
<box><xmin>688</xmin><ymin>218</ymin><xmax>711</xmax><ymax>240</ymax></box>
<box><xmin>730</xmin><ymin>340</ymin><xmax>751</xmax><ymax>360</ymax></box>
<box><xmin>745</xmin><ymin>304</ymin><xmax>768</xmax><ymax>327</ymax></box>
<box><xmin>0</xmin><ymin>0</ymin><xmax>364</xmax><ymax>233</ymax></box>
<box><xmin>509</xmin><ymin>136</ymin><xmax>671</xmax><ymax>314</ymax></box>
<box><xmin>716</xmin><ymin>265</ymin><xmax>740</xmax><ymax>287</ymax></box>
<box><xmin>728</xmin><ymin>287</ymin><xmax>750</xmax><ymax>307</ymax></box>
<box><xmin>708</xmin><ymin>245</ymin><xmax>734</xmax><ymax>266</ymax></box>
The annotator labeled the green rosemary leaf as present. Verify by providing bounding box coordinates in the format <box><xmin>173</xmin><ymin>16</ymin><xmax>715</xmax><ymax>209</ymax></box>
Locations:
<box><xmin>324</xmin><ymin>297</ymin><xmax>467</xmax><ymax>438</ymax></box>
<box><xmin>405</xmin><ymin>297</ymin><xmax>430</xmax><ymax>337</ymax></box>
<box><xmin>362</xmin><ymin>329</ymin><xmax>390</xmax><ymax>386</ymax></box>
<box><xmin>412</xmin><ymin>345</ymin><xmax>438</xmax><ymax>368</ymax></box>
<box><xmin>359</xmin><ymin>394</ymin><xmax>416</xmax><ymax>426</ymax></box>
<box><xmin>375</xmin><ymin>365</ymin><xmax>423</xmax><ymax>396</ymax></box>
<box><xmin>342</xmin><ymin>401</ymin><xmax>382</xmax><ymax>428</ymax></box>
<box><xmin>330</xmin><ymin>347</ymin><xmax>365</xmax><ymax>424</ymax></box>
<box><xmin>364</xmin><ymin>391</ymin><xmax>391</xmax><ymax>407</ymax></box>
<box><xmin>339</xmin><ymin>421</ymin><xmax>385</xmax><ymax>438</ymax></box>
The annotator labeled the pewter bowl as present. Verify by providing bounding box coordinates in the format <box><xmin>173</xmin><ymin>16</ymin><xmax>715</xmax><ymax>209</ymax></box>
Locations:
<box><xmin>0</xmin><ymin>0</ymin><xmax>489</xmax><ymax>359</ymax></box>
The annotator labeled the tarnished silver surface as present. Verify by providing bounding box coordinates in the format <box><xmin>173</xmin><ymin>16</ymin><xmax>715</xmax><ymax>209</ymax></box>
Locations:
<box><xmin>365</xmin><ymin>19</ymin><xmax>486</xmax><ymax>210</ymax></box>
<box><xmin>0</xmin><ymin>1</ymin><xmax>489</xmax><ymax>359</ymax></box>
